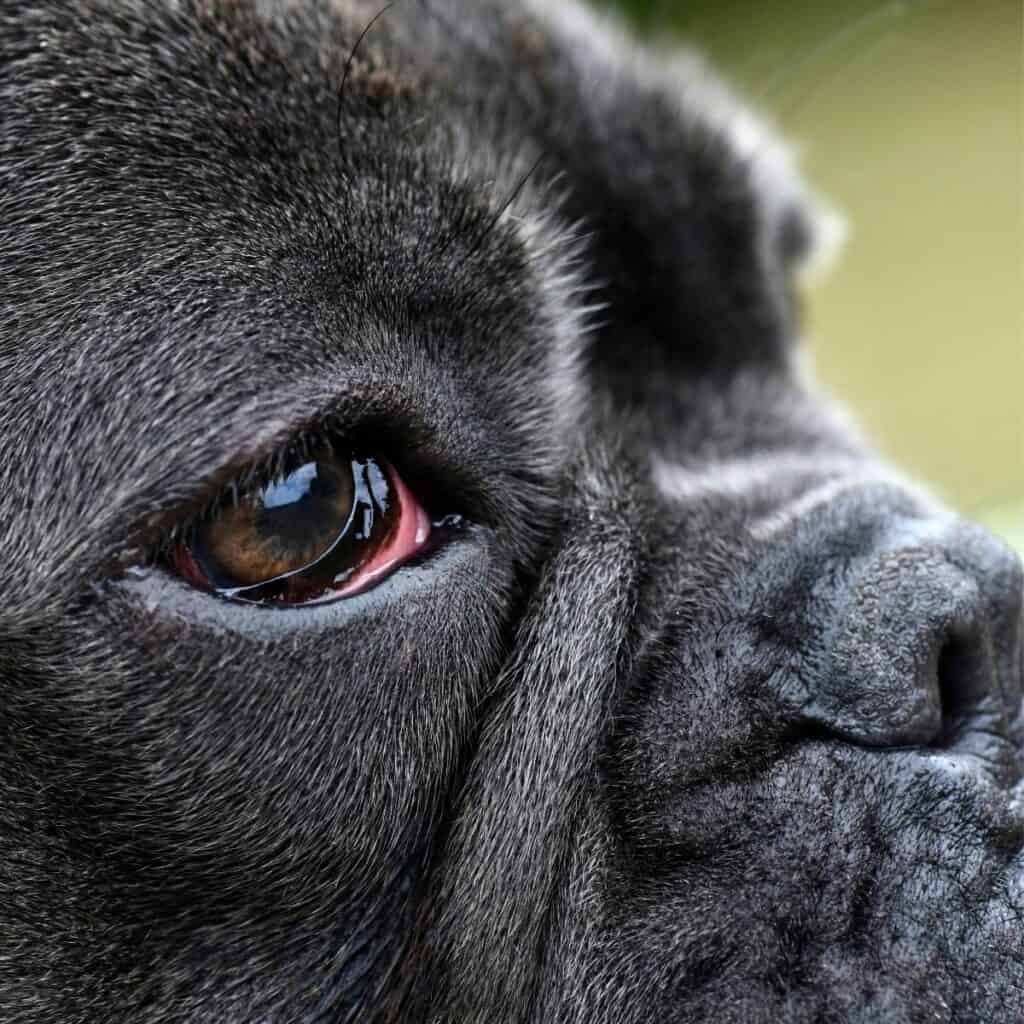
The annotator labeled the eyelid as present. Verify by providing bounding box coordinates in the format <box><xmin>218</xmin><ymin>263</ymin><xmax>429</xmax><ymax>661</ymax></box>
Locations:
<box><xmin>98</xmin><ymin>384</ymin><xmax>461</xmax><ymax>572</ymax></box>
<box><xmin>135</xmin><ymin>430</ymin><xmax>469</xmax><ymax>595</ymax></box>
<box><xmin>104</xmin><ymin>415</ymin><xmax>341</xmax><ymax>571</ymax></box>
<box><xmin>92</xmin><ymin>360</ymin><xmax>504</xmax><ymax>588</ymax></box>
<box><xmin>114</xmin><ymin>528</ymin><xmax>485</xmax><ymax>637</ymax></box>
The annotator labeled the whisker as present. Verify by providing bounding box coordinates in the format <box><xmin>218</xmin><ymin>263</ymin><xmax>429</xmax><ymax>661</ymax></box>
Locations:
<box><xmin>464</xmin><ymin>153</ymin><xmax>548</xmax><ymax>261</ymax></box>
<box><xmin>756</xmin><ymin>1</ymin><xmax>911</xmax><ymax>104</ymax></box>
<box><xmin>336</xmin><ymin>2</ymin><xmax>397</xmax><ymax>160</ymax></box>
<box><xmin>400</xmin><ymin>114</ymin><xmax>431</xmax><ymax>137</ymax></box>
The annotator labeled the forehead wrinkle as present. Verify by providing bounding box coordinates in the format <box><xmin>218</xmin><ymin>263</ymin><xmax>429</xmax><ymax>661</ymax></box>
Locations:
<box><xmin>747</xmin><ymin>469</ymin><xmax>939</xmax><ymax>542</ymax></box>
<box><xmin>651</xmin><ymin>451</ymin><xmax>864</xmax><ymax>506</ymax></box>
<box><xmin>651</xmin><ymin>450</ymin><xmax>942</xmax><ymax>546</ymax></box>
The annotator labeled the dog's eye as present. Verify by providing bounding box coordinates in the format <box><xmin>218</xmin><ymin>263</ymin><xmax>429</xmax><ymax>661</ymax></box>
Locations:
<box><xmin>165</xmin><ymin>453</ymin><xmax>431</xmax><ymax>605</ymax></box>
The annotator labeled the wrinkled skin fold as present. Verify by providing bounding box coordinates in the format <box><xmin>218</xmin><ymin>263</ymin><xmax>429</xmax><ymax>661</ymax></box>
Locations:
<box><xmin>0</xmin><ymin>2</ymin><xmax>1021</xmax><ymax>1021</ymax></box>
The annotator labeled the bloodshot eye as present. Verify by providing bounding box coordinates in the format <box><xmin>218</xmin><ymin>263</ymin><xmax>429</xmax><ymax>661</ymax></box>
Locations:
<box><xmin>165</xmin><ymin>453</ymin><xmax>432</xmax><ymax>606</ymax></box>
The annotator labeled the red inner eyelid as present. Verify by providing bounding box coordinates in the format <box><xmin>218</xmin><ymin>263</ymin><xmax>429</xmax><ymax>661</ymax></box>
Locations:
<box><xmin>172</xmin><ymin>541</ymin><xmax>212</xmax><ymax>592</ymax></box>
<box><xmin>333</xmin><ymin>464</ymin><xmax>432</xmax><ymax>599</ymax></box>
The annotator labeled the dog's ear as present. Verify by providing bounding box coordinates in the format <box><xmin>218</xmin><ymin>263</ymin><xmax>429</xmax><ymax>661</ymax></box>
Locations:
<box><xmin>524</xmin><ymin>2</ymin><xmax>841</xmax><ymax>374</ymax></box>
<box><xmin>417</xmin><ymin>0</ymin><xmax>841</xmax><ymax>385</ymax></box>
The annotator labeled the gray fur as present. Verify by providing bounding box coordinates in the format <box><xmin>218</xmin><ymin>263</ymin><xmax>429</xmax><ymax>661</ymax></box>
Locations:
<box><xmin>0</xmin><ymin>2</ymin><xmax>1021</xmax><ymax>1021</ymax></box>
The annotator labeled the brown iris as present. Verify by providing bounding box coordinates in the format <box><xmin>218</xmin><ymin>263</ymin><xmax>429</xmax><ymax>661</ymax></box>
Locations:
<box><xmin>169</xmin><ymin>453</ymin><xmax>405</xmax><ymax>605</ymax></box>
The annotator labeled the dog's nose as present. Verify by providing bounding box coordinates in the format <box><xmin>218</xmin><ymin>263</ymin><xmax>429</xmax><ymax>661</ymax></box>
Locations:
<box><xmin>791</xmin><ymin>514</ymin><xmax>1023</xmax><ymax>757</ymax></box>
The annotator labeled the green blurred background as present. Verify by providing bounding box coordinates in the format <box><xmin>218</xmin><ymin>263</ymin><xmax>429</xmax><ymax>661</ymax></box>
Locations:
<box><xmin>597</xmin><ymin>0</ymin><xmax>1023</xmax><ymax>551</ymax></box>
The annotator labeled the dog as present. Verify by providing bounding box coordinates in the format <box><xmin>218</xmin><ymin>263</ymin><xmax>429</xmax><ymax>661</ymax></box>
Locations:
<box><xmin>1</xmin><ymin>1</ymin><xmax>1021</xmax><ymax>1021</ymax></box>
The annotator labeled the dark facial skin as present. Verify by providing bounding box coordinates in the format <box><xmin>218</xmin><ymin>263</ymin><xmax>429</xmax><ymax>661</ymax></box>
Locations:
<box><xmin>0</xmin><ymin>2</ymin><xmax>1021</xmax><ymax>1021</ymax></box>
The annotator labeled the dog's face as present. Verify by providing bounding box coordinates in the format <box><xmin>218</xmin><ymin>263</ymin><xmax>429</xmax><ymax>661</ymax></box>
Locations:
<box><xmin>1</xmin><ymin>2</ymin><xmax>1022</xmax><ymax>1021</ymax></box>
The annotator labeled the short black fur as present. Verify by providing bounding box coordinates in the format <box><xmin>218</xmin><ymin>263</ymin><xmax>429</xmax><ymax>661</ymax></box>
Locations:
<box><xmin>1</xmin><ymin>2</ymin><xmax>1021</xmax><ymax>1022</ymax></box>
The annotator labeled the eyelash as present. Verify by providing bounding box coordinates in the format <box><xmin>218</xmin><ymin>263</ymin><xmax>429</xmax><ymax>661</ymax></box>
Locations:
<box><xmin>153</xmin><ymin>429</ymin><xmax>345</xmax><ymax>560</ymax></box>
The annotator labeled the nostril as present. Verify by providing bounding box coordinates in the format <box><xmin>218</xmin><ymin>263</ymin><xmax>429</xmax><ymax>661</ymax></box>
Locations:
<box><xmin>933</xmin><ymin>634</ymin><xmax>985</xmax><ymax>749</ymax></box>
<box><xmin>927</xmin><ymin>626</ymin><xmax>1022</xmax><ymax>785</ymax></box>
<box><xmin>945</xmin><ymin>521</ymin><xmax>1024</xmax><ymax>717</ymax></box>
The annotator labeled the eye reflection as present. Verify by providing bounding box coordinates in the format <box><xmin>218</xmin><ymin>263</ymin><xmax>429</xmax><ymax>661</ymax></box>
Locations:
<box><xmin>262</xmin><ymin>462</ymin><xmax>320</xmax><ymax>509</ymax></box>
<box><xmin>167</xmin><ymin>452</ymin><xmax>431</xmax><ymax>606</ymax></box>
